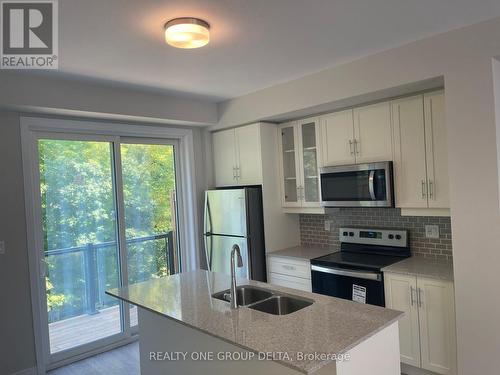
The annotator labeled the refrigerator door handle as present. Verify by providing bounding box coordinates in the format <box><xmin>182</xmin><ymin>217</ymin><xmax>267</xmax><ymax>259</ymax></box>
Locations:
<box><xmin>204</xmin><ymin>234</ymin><xmax>213</xmax><ymax>271</ymax></box>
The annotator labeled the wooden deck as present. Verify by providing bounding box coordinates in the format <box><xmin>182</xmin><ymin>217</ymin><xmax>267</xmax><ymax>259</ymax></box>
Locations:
<box><xmin>49</xmin><ymin>305</ymin><xmax>138</xmax><ymax>353</ymax></box>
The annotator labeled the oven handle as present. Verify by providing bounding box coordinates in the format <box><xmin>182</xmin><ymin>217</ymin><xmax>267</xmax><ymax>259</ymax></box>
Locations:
<box><xmin>368</xmin><ymin>170</ymin><xmax>376</xmax><ymax>200</ymax></box>
<box><xmin>311</xmin><ymin>265</ymin><xmax>382</xmax><ymax>281</ymax></box>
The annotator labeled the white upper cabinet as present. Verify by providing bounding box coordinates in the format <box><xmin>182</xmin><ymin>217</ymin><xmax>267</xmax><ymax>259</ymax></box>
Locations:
<box><xmin>424</xmin><ymin>91</ymin><xmax>449</xmax><ymax>208</ymax></box>
<box><xmin>298</xmin><ymin>118</ymin><xmax>321</xmax><ymax>206</ymax></box>
<box><xmin>277</xmin><ymin>118</ymin><xmax>322</xmax><ymax>210</ymax></box>
<box><xmin>277</xmin><ymin>121</ymin><xmax>300</xmax><ymax>207</ymax></box>
<box><xmin>320</xmin><ymin>109</ymin><xmax>355</xmax><ymax>166</ymax></box>
<box><xmin>213</xmin><ymin>129</ymin><xmax>238</xmax><ymax>187</ymax></box>
<box><xmin>320</xmin><ymin>102</ymin><xmax>392</xmax><ymax>166</ymax></box>
<box><xmin>212</xmin><ymin>123</ymin><xmax>263</xmax><ymax>187</ymax></box>
<box><xmin>392</xmin><ymin>91</ymin><xmax>449</xmax><ymax>209</ymax></box>
<box><xmin>235</xmin><ymin>124</ymin><xmax>263</xmax><ymax>185</ymax></box>
<box><xmin>353</xmin><ymin>101</ymin><xmax>393</xmax><ymax>163</ymax></box>
<box><xmin>392</xmin><ymin>95</ymin><xmax>428</xmax><ymax>208</ymax></box>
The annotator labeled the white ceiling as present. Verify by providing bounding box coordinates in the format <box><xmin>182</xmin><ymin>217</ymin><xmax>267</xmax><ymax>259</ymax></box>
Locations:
<box><xmin>53</xmin><ymin>0</ymin><xmax>500</xmax><ymax>101</ymax></box>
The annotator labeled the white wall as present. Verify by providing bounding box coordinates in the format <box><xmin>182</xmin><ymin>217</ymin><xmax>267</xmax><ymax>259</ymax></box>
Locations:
<box><xmin>0</xmin><ymin>112</ymin><xmax>37</xmax><ymax>375</ymax></box>
<box><xmin>216</xmin><ymin>17</ymin><xmax>500</xmax><ymax>375</ymax></box>
<box><xmin>0</xmin><ymin>71</ymin><xmax>218</xmax><ymax>126</ymax></box>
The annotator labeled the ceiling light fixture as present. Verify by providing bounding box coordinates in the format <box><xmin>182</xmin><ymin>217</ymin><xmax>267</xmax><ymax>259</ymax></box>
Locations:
<box><xmin>164</xmin><ymin>17</ymin><xmax>210</xmax><ymax>49</ymax></box>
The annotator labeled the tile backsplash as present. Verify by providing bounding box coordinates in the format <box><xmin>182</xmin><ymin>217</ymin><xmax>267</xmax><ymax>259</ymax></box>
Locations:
<box><xmin>300</xmin><ymin>208</ymin><xmax>452</xmax><ymax>261</ymax></box>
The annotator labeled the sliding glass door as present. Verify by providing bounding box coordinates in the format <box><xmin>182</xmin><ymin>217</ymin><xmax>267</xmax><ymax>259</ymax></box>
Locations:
<box><xmin>39</xmin><ymin>139</ymin><xmax>123</xmax><ymax>355</ymax></box>
<box><xmin>120</xmin><ymin>140</ymin><xmax>180</xmax><ymax>327</ymax></box>
<box><xmin>35</xmin><ymin>135</ymin><xmax>180</xmax><ymax>366</ymax></box>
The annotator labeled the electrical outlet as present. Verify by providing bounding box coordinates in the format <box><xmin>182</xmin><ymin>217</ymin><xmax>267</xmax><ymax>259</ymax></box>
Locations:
<box><xmin>425</xmin><ymin>225</ymin><xmax>439</xmax><ymax>239</ymax></box>
<box><xmin>324</xmin><ymin>220</ymin><xmax>331</xmax><ymax>231</ymax></box>
<box><xmin>0</xmin><ymin>240</ymin><xmax>5</xmax><ymax>255</ymax></box>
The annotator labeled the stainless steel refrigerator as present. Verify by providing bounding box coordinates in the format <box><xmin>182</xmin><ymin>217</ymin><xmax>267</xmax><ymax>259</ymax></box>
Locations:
<box><xmin>203</xmin><ymin>187</ymin><xmax>267</xmax><ymax>282</ymax></box>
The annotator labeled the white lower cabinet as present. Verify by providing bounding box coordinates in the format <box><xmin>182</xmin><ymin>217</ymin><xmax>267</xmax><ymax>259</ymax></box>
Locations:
<box><xmin>384</xmin><ymin>273</ymin><xmax>457</xmax><ymax>375</ymax></box>
<box><xmin>267</xmin><ymin>256</ymin><xmax>312</xmax><ymax>292</ymax></box>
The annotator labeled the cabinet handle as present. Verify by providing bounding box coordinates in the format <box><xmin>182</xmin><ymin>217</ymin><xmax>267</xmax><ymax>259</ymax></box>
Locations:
<box><xmin>410</xmin><ymin>286</ymin><xmax>416</xmax><ymax>306</ymax></box>
<box><xmin>282</xmin><ymin>265</ymin><xmax>296</xmax><ymax>271</ymax></box>
<box><xmin>418</xmin><ymin>288</ymin><xmax>423</xmax><ymax>307</ymax></box>
<box><xmin>429</xmin><ymin>180</ymin><xmax>434</xmax><ymax>199</ymax></box>
<box><xmin>354</xmin><ymin>139</ymin><xmax>360</xmax><ymax>155</ymax></box>
<box><xmin>421</xmin><ymin>180</ymin><xmax>427</xmax><ymax>199</ymax></box>
<box><xmin>236</xmin><ymin>166</ymin><xmax>240</xmax><ymax>179</ymax></box>
<box><xmin>233</xmin><ymin>166</ymin><xmax>236</xmax><ymax>180</ymax></box>
<box><xmin>349</xmin><ymin>140</ymin><xmax>354</xmax><ymax>155</ymax></box>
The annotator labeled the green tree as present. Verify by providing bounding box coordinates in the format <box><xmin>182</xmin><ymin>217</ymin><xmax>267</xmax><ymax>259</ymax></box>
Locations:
<box><xmin>39</xmin><ymin>140</ymin><xmax>177</xmax><ymax>322</ymax></box>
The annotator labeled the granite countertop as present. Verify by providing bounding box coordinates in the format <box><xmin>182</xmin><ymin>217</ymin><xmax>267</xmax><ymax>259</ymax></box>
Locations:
<box><xmin>382</xmin><ymin>256</ymin><xmax>454</xmax><ymax>281</ymax></box>
<box><xmin>107</xmin><ymin>270</ymin><xmax>403</xmax><ymax>374</ymax></box>
<box><xmin>267</xmin><ymin>246</ymin><xmax>336</xmax><ymax>261</ymax></box>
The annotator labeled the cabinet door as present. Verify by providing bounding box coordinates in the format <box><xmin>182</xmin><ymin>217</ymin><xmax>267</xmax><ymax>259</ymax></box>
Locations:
<box><xmin>235</xmin><ymin>124</ymin><xmax>263</xmax><ymax>185</ymax></box>
<box><xmin>297</xmin><ymin>118</ymin><xmax>321</xmax><ymax>207</ymax></box>
<box><xmin>268</xmin><ymin>273</ymin><xmax>312</xmax><ymax>292</ymax></box>
<box><xmin>354</xmin><ymin>102</ymin><xmax>393</xmax><ymax>163</ymax></box>
<box><xmin>213</xmin><ymin>129</ymin><xmax>237</xmax><ymax>187</ymax></box>
<box><xmin>392</xmin><ymin>95</ymin><xmax>428</xmax><ymax>208</ymax></box>
<box><xmin>320</xmin><ymin>109</ymin><xmax>355</xmax><ymax>166</ymax></box>
<box><xmin>418</xmin><ymin>277</ymin><xmax>457</xmax><ymax>375</ymax></box>
<box><xmin>384</xmin><ymin>273</ymin><xmax>421</xmax><ymax>367</ymax></box>
<box><xmin>424</xmin><ymin>91</ymin><xmax>449</xmax><ymax>209</ymax></box>
<box><xmin>278</xmin><ymin>122</ymin><xmax>301</xmax><ymax>207</ymax></box>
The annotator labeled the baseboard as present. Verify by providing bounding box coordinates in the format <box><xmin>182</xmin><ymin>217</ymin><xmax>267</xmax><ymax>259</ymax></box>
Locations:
<box><xmin>9</xmin><ymin>367</ymin><xmax>37</xmax><ymax>375</ymax></box>
<box><xmin>401</xmin><ymin>363</ymin><xmax>438</xmax><ymax>375</ymax></box>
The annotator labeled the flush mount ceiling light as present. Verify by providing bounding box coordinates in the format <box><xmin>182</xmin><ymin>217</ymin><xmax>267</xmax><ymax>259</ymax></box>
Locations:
<box><xmin>164</xmin><ymin>17</ymin><xmax>210</xmax><ymax>49</ymax></box>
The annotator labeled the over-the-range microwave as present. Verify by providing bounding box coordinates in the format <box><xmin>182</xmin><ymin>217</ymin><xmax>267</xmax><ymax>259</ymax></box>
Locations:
<box><xmin>320</xmin><ymin>161</ymin><xmax>394</xmax><ymax>207</ymax></box>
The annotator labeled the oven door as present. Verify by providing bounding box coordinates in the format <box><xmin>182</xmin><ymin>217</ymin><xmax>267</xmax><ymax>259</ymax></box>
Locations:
<box><xmin>311</xmin><ymin>265</ymin><xmax>385</xmax><ymax>306</ymax></box>
<box><xmin>320</xmin><ymin>161</ymin><xmax>393</xmax><ymax>207</ymax></box>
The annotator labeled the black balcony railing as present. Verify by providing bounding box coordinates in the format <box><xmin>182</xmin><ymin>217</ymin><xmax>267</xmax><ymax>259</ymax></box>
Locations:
<box><xmin>45</xmin><ymin>231</ymin><xmax>174</xmax><ymax>318</ymax></box>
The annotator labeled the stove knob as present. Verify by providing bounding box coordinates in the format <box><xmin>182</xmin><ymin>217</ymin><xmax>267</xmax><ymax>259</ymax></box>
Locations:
<box><xmin>395</xmin><ymin>234</ymin><xmax>402</xmax><ymax>240</ymax></box>
<box><xmin>388</xmin><ymin>234</ymin><xmax>394</xmax><ymax>239</ymax></box>
<box><xmin>343</xmin><ymin>231</ymin><xmax>348</xmax><ymax>236</ymax></box>
<box><xmin>349</xmin><ymin>232</ymin><xmax>354</xmax><ymax>237</ymax></box>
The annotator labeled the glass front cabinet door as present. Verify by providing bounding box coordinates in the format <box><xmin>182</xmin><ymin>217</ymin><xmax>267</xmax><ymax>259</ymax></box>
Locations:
<box><xmin>278</xmin><ymin>118</ymin><xmax>322</xmax><ymax>211</ymax></box>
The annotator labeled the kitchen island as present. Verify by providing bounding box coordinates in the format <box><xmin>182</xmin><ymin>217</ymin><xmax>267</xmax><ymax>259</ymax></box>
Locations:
<box><xmin>107</xmin><ymin>270</ymin><xmax>403</xmax><ymax>374</ymax></box>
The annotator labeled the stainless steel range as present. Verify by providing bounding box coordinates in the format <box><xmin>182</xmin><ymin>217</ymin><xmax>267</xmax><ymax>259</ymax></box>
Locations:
<box><xmin>310</xmin><ymin>227</ymin><xmax>410</xmax><ymax>306</ymax></box>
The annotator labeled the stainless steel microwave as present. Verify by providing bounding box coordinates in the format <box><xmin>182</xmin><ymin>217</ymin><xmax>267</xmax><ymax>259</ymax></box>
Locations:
<box><xmin>320</xmin><ymin>161</ymin><xmax>394</xmax><ymax>207</ymax></box>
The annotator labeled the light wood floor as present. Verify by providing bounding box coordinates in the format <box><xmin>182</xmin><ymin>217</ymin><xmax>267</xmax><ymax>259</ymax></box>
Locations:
<box><xmin>50</xmin><ymin>305</ymin><xmax>138</xmax><ymax>353</ymax></box>
<box><xmin>48</xmin><ymin>342</ymin><xmax>139</xmax><ymax>375</ymax></box>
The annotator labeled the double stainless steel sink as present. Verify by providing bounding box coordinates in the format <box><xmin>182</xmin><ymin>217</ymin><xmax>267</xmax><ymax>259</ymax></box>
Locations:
<box><xmin>212</xmin><ymin>285</ymin><xmax>313</xmax><ymax>315</ymax></box>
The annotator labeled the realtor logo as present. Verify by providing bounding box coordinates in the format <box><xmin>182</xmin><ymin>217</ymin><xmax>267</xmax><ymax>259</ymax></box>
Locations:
<box><xmin>1</xmin><ymin>0</ymin><xmax>58</xmax><ymax>69</ymax></box>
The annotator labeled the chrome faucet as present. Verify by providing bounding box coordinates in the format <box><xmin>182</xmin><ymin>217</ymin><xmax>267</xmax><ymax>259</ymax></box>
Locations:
<box><xmin>230</xmin><ymin>244</ymin><xmax>243</xmax><ymax>309</ymax></box>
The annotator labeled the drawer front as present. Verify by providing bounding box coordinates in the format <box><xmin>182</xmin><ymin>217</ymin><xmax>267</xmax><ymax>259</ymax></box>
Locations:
<box><xmin>268</xmin><ymin>273</ymin><xmax>312</xmax><ymax>292</ymax></box>
<box><xmin>268</xmin><ymin>257</ymin><xmax>311</xmax><ymax>279</ymax></box>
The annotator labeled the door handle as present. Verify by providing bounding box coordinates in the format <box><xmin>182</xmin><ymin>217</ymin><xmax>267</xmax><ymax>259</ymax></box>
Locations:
<box><xmin>417</xmin><ymin>288</ymin><xmax>423</xmax><ymax>307</ymax></box>
<box><xmin>410</xmin><ymin>286</ymin><xmax>416</xmax><ymax>306</ymax></box>
<box><xmin>421</xmin><ymin>180</ymin><xmax>427</xmax><ymax>199</ymax></box>
<box><xmin>368</xmin><ymin>170</ymin><xmax>376</xmax><ymax>200</ymax></box>
<box><xmin>311</xmin><ymin>265</ymin><xmax>382</xmax><ymax>281</ymax></box>
<box><xmin>40</xmin><ymin>258</ymin><xmax>48</xmax><ymax>279</ymax></box>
